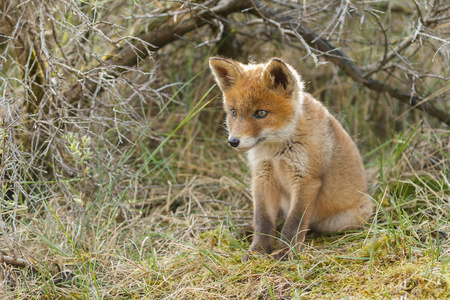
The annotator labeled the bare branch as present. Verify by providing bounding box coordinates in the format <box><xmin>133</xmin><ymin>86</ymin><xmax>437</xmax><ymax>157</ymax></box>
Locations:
<box><xmin>0</xmin><ymin>254</ymin><xmax>27</xmax><ymax>267</ymax></box>
<box><xmin>249</xmin><ymin>1</ymin><xmax>450</xmax><ymax>126</ymax></box>
<box><xmin>63</xmin><ymin>0</ymin><xmax>252</xmax><ymax>103</ymax></box>
<box><xmin>58</xmin><ymin>0</ymin><xmax>450</xmax><ymax>126</ymax></box>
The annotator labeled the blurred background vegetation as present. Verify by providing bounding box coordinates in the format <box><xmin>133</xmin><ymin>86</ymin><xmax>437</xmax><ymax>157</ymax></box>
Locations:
<box><xmin>0</xmin><ymin>0</ymin><xmax>449</xmax><ymax>298</ymax></box>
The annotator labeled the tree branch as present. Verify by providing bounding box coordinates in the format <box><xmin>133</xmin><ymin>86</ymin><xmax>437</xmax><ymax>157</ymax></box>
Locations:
<box><xmin>250</xmin><ymin>1</ymin><xmax>450</xmax><ymax>127</ymax></box>
<box><xmin>0</xmin><ymin>254</ymin><xmax>27</xmax><ymax>267</ymax></box>
<box><xmin>62</xmin><ymin>0</ymin><xmax>450</xmax><ymax>126</ymax></box>
<box><xmin>63</xmin><ymin>0</ymin><xmax>252</xmax><ymax>104</ymax></box>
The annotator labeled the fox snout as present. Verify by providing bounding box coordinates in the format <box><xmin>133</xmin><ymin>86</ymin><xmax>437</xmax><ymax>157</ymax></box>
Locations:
<box><xmin>227</xmin><ymin>135</ymin><xmax>262</xmax><ymax>151</ymax></box>
<box><xmin>228</xmin><ymin>137</ymin><xmax>240</xmax><ymax>148</ymax></box>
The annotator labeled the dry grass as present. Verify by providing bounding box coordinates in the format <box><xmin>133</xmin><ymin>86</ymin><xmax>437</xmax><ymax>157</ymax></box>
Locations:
<box><xmin>1</xmin><ymin>0</ymin><xmax>449</xmax><ymax>299</ymax></box>
<box><xmin>1</xmin><ymin>116</ymin><xmax>449</xmax><ymax>299</ymax></box>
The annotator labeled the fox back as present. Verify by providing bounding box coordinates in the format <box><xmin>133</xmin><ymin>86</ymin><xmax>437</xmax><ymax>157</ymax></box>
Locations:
<box><xmin>209</xmin><ymin>57</ymin><xmax>373</xmax><ymax>260</ymax></box>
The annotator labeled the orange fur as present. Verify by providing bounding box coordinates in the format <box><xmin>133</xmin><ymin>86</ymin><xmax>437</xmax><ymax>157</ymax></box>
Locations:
<box><xmin>209</xmin><ymin>57</ymin><xmax>373</xmax><ymax>260</ymax></box>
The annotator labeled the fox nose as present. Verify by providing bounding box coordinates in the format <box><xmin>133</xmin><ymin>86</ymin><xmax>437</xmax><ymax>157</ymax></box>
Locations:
<box><xmin>228</xmin><ymin>137</ymin><xmax>240</xmax><ymax>148</ymax></box>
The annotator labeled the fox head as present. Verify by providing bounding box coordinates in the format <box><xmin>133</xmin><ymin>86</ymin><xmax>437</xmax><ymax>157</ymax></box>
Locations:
<box><xmin>209</xmin><ymin>57</ymin><xmax>304</xmax><ymax>151</ymax></box>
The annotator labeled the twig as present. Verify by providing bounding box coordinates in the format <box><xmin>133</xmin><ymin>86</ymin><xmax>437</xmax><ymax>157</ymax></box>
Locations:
<box><xmin>249</xmin><ymin>1</ymin><xmax>450</xmax><ymax>126</ymax></box>
<box><xmin>0</xmin><ymin>254</ymin><xmax>27</xmax><ymax>267</ymax></box>
<box><xmin>63</xmin><ymin>0</ymin><xmax>252</xmax><ymax>103</ymax></box>
<box><xmin>250</xmin><ymin>0</ymin><xmax>319</xmax><ymax>64</ymax></box>
<box><xmin>61</xmin><ymin>0</ymin><xmax>450</xmax><ymax>126</ymax></box>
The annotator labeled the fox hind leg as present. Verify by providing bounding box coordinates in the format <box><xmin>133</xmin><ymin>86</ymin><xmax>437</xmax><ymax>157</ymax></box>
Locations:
<box><xmin>310</xmin><ymin>200</ymin><xmax>372</xmax><ymax>233</ymax></box>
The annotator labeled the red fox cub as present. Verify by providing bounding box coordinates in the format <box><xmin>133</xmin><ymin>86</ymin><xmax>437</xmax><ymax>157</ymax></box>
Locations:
<box><xmin>209</xmin><ymin>57</ymin><xmax>373</xmax><ymax>260</ymax></box>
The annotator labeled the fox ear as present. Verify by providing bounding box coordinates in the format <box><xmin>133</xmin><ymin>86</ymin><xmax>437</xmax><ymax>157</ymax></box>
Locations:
<box><xmin>262</xmin><ymin>58</ymin><xmax>295</xmax><ymax>95</ymax></box>
<box><xmin>209</xmin><ymin>57</ymin><xmax>243</xmax><ymax>92</ymax></box>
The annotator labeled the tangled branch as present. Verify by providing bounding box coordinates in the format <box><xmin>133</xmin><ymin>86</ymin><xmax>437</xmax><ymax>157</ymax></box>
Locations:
<box><xmin>63</xmin><ymin>0</ymin><xmax>251</xmax><ymax>104</ymax></box>
<box><xmin>249</xmin><ymin>0</ymin><xmax>450</xmax><ymax>126</ymax></box>
<box><xmin>61</xmin><ymin>0</ymin><xmax>449</xmax><ymax>125</ymax></box>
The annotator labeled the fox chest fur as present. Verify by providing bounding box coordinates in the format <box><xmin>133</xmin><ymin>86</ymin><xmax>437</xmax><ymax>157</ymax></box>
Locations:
<box><xmin>209</xmin><ymin>56</ymin><xmax>373</xmax><ymax>260</ymax></box>
<box><xmin>248</xmin><ymin>141</ymin><xmax>310</xmax><ymax>221</ymax></box>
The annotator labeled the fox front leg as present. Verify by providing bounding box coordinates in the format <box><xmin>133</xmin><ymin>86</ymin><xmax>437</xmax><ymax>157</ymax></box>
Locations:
<box><xmin>271</xmin><ymin>178</ymin><xmax>322</xmax><ymax>260</ymax></box>
<box><xmin>244</xmin><ymin>164</ymin><xmax>280</xmax><ymax>260</ymax></box>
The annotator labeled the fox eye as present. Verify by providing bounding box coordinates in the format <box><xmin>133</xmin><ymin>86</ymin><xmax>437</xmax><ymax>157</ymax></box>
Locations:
<box><xmin>230</xmin><ymin>109</ymin><xmax>237</xmax><ymax>117</ymax></box>
<box><xmin>254</xmin><ymin>110</ymin><xmax>268</xmax><ymax>119</ymax></box>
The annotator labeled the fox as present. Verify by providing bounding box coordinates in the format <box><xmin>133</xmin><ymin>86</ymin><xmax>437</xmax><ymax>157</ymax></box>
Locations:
<box><xmin>209</xmin><ymin>56</ymin><xmax>373</xmax><ymax>260</ymax></box>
